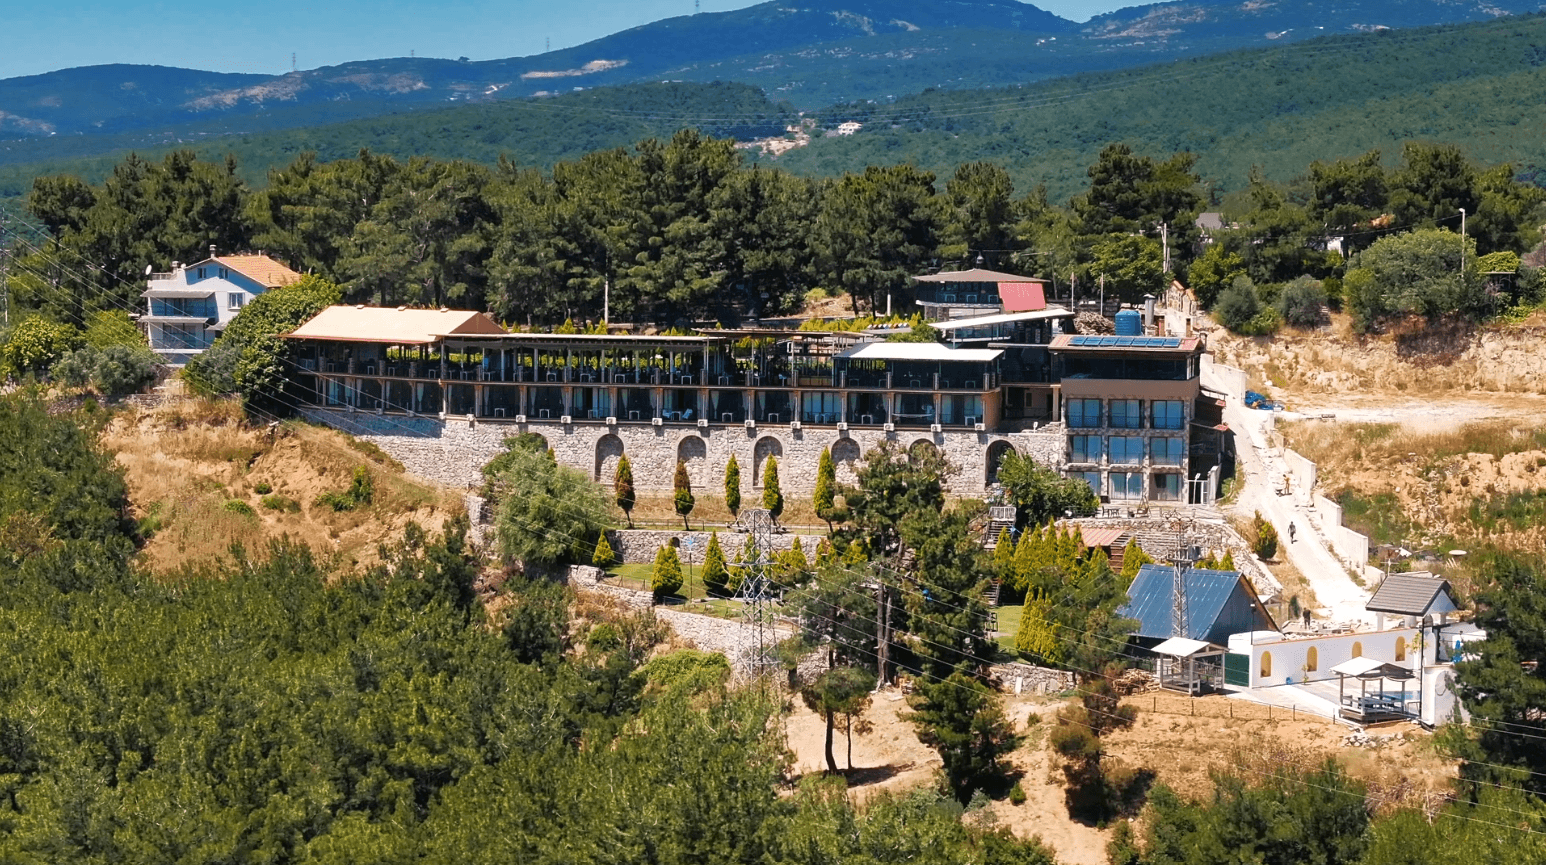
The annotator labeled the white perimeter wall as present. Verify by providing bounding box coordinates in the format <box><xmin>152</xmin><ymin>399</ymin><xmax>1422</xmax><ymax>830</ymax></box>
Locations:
<box><xmin>1237</xmin><ymin>627</ymin><xmax>1418</xmax><ymax>689</ymax></box>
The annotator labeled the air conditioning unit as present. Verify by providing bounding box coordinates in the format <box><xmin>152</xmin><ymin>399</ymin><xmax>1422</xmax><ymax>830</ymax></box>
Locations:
<box><xmin>652</xmin><ymin>416</ymin><xmax>664</xmax><ymax>426</ymax></box>
<box><xmin>930</xmin><ymin>423</ymin><xmax>942</xmax><ymax>433</ymax></box>
<box><xmin>697</xmin><ymin>418</ymin><xmax>709</xmax><ymax>428</ymax></box>
<box><xmin>790</xmin><ymin>420</ymin><xmax>802</xmax><ymax>431</ymax></box>
<box><xmin>515</xmin><ymin>414</ymin><xmax>527</xmax><ymax>424</ymax></box>
<box><xmin>974</xmin><ymin>422</ymin><xmax>987</xmax><ymax>432</ymax></box>
<box><xmin>437</xmin><ymin>411</ymin><xmax>446</xmax><ymax>421</ymax></box>
<box><xmin>745</xmin><ymin>419</ymin><xmax>756</xmax><ymax>429</ymax></box>
<box><xmin>560</xmin><ymin>415</ymin><xmax>572</xmax><ymax>425</ymax></box>
<box><xmin>837</xmin><ymin>422</ymin><xmax>849</xmax><ymax>432</ymax></box>
<box><xmin>605</xmin><ymin>416</ymin><xmax>617</xmax><ymax>425</ymax></box>
<box><xmin>374</xmin><ymin>407</ymin><xmax>383</xmax><ymax>416</ymax></box>
<box><xmin>883</xmin><ymin>422</ymin><xmax>895</xmax><ymax>432</ymax></box>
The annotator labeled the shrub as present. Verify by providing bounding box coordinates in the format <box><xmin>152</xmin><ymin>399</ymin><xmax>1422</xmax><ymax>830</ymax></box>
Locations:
<box><xmin>260</xmin><ymin>494</ymin><xmax>301</xmax><ymax>513</ymax></box>
<box><xmin>316</xmin><ymin>466</ymin><xmax>375</xmax><ymax>512</ymax></box>
<box><xmin>1251</xmin><ymin>511</ymin><xmax>1279</xmax><ymax>560</ymax></box>
<box><xmin>652</xmin><ymin>545</ymin><xmax>683</xmax><ymax>602</ymax></box>
<box><xmin>223</xmin><ymin>499</ymin><xmax>257</xmax><ymax>517</ymax></box>
<box><xmin>1009</xmin><ymin>782</ymin><xmax>1028</xmax><ymax>805</ymax></box>
<box><xmin>591</xmin><ymin>533</ymin><xmax>616</xmax><ymax>568</ymax></box>
<box><xmin>2</xmin><ymin>316</ymin><xmax>80</xmax><ymax>377</ymax></box>
<box><xmin>253</xmin><ymin>482</ymin><xmax>273</xmax><ymax>495</ymax></box>
<box><xmin>1278</xmin><ymin>276</ymin><xmax>1328</xmax><ymax>328</ymax></box>
<box><xmin>1214</xmin><ymin>276</ymin><xmax>1262</xmax><ymax>333</ymax></box>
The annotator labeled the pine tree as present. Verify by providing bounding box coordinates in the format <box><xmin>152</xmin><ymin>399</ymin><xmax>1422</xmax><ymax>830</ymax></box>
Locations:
<box><xmin>762</xmin><ymin>456</ymin><xmax>784</xmax><ymax>521</ymax></box>
<box><xmin>614</xmin><ymin>455</ymin><xmax>636</xmax><ymax>528</ymax></box>
<box><xmin>1220</xmin><ymin>550</ymin><xmax>1236</xmax><ymax>571</ymax></box>
<box><xmin>592</xmin><ymin>533</ymin><xmax>616</xmax><ymax>568</ymax></box>
<box><xmin>1012</xmin><ymin>530</ymin><xmax>1035</xmax><ymax>595</ymax></box>
<box><xmin>702</xmin><ymin>531</ymin><xmax>728</xmax><ymax>596</ymax></box>
<box><xmin>813</xmin><ymin>448</ymin><xmax>845</xmax><ymax>533</ymax></box>
<box><xmin>652</xmin><ymin>544</ymin><xmax>683</xmax><ymax>602</ymax></box>
<box><xmin>842</xmin><ymin>538</ymin><xmax>868</xmax><ymax>565</ymax></box>
<box><xmin>724</xmin><ymin>455</ymin><xmax>741</xmax><ymax>518</ymax></box>
<box><xmin>814</xmin><ymin>538</ymin><xmax>835</xmax><ymax>568</ymax></box>
<box><xmin>673</xmin><ymin>460</ymin><xmax>695</xmax><ymax>529</ymax></box>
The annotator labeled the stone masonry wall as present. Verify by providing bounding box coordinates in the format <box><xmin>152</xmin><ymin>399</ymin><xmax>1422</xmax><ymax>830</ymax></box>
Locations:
<box><xmin>1069</xmin><ymin>516</ymin><xmax>1283</xmax><ymax>603</ymax></box>
<box><xmin>604</xmin><ymin>529</ymin><xmax>808</xmax><ymax>564</ymax></box>
<box><xmin>301</xmin><ymin>407</ymin><xmax>1065</xmax><ymax>496</ymax></box>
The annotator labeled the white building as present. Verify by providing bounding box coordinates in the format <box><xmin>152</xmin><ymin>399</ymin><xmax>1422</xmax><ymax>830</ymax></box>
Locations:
<box><xmin>141</xmin><ymin>249</ymin><xmax>301</xmax><ymax>365</ymax></box>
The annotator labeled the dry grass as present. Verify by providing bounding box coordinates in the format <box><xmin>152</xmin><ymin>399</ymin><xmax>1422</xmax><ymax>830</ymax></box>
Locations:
<box><xmin>105</xmin><ymin>398</ymin><xmax>458</xmax><ymax>573</ymax></box>
<box><xmin>1281</xmin><ymin>419</ymin><xmax>1546</xmax><ymax>474</ymax></box>
<box><xmin>622</xmin><ymin>493</ymin><xmax>830</xmax><ymax>532</ymax></box>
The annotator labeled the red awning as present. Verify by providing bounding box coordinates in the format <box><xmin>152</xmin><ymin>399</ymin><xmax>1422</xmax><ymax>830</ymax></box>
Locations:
<box><xmin>997</xmin><ymin>282</ymin><xmax>1047</xmax><ymax>312</ymax></box>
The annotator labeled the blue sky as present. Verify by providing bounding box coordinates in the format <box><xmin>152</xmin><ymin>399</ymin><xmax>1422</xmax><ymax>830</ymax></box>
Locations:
<box><xmin>4</xmin><ymin>0</ymin><xmax>1111</xmax><ymax>80</ymax></box>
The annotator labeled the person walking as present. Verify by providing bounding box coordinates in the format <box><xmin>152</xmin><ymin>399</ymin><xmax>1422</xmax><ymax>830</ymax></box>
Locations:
<box><xmin>1289</xmin><ymin>521</ymin><xmax>1297</xmax><ymax>543</ymax></box>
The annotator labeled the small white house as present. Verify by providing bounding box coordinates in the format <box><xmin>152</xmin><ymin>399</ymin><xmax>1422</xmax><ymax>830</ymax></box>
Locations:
<box><xmin>141</xmin><ymin>249</ymin><xmax>301</xmax><ymax>366</ymax></box>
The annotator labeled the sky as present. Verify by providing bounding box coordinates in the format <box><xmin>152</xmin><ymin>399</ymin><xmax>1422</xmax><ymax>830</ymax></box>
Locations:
<box><xmin>4</xmin><ymin>0</ymin><xmax>1110</xmax><ymax>81</ymax></box>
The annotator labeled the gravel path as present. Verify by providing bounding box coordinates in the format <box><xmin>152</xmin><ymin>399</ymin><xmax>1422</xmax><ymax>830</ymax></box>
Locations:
<box><xmin>1224</xmin><ymin>397</ymin><xmax>1375</xmax><ymax>628</ymax></box>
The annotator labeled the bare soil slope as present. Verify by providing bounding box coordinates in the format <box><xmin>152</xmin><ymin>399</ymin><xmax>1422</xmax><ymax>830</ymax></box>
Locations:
<box><xmin>105</xmin><ymin>398</ymin><xmax>459</xmax><ymax>572</ymax></box>
<box><xmin>784</xmin><ymin>688</ymin><xmax>1454</xmax><ymax>865</ymax></box>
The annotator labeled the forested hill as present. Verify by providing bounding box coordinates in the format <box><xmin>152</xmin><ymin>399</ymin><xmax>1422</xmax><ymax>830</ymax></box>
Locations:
<box><xmin>0</xmin><ymin>82</ymin><xmax>795</xmax><ymax>198</ymax></box>
<box><xmin>8</xmin><ymin>15</ymin><xmax>1546</xmax><ymax>203</ymax></box>
<box><xmin>777</xmin><ymin>13</ymin><xmax>1546</xmax><ymax>198</ymax></box>
<box><xmin>2</xmin><ymin>0</ymin><xmax>1542</xmax><ymax>156</ymax></box>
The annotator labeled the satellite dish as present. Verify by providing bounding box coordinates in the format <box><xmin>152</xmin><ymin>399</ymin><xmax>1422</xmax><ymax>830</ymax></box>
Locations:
<box><xmin>144</xmin><ymin>264</ymin><xmax>153</xmax><ymax>275</ymax></box>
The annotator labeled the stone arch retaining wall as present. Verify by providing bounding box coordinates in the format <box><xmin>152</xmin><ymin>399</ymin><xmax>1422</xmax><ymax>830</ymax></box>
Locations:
<box><xmin>299</xmin><ymin>408</ymin><xmax>1066</xmax><ymax>495</ymax></box>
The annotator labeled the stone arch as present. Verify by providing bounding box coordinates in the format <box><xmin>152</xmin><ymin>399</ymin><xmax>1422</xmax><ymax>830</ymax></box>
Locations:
<box><xmin>1305</xmin><ymin>646</ymin><xmax>1318</xmax><ymax>673</ymax></box>
<box><xmin>985</xmin><ymin>440</ymin><xmax>1017</xmax><ymax>485</ymax></box>
<box><xmin>595</xmin><ymin>434</ymin><xmax>625</xmax><ymax>482</ymax></box>
<box><xmin>1395</xmin><ymin>637</ymin><xmax>1407</xmax><ymax>662</ymax></box>
<box><xmin>676</xmin><ymin>435</ymin><xmax>707</xmax><ymax>489</ymax></box>
<box><xmin>1260</xmin><ymin>651</ymin><xmax>1272</xmax><ymax>679</ymax></box>
<box><xmin>831</xmin><ymin>438</ymin><xmax>862</xmax><ymax>486</ymax></box>
<box><xmin>753</xmin><ymin>435</ymin><xmax>783</xmax><ymax>487</ymax></box>
<box><xmin>1351</xmin><ymin>641</ymin><xmax>1363</xmax><ymax>658</ymax></box>
<box><xmin>908</xmin><ymin>439</ymin><xmax>939</xmax><ymax>461</ymax></box>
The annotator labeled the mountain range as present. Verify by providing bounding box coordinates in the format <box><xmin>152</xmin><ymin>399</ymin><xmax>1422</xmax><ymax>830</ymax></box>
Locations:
<box><xmin>2</xmin><ymin>0</ymin><xmax>1541</xmax><ymax>152</ymax></box>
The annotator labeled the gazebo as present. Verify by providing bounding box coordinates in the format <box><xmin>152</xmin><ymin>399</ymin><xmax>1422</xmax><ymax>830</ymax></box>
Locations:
<box><xmin>1331</xmin><ymin>656</ymin><xmax>1415</xmax><ymax>723</ymax></box>
<box><xmin>1152</xmin><ymin>637</ymin><xmax>1227</xmax><ymax>695</ymax></box>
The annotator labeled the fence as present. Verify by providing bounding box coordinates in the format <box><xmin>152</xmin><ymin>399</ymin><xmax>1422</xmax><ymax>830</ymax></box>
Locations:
<box><xmin>1125</xmin><ymin>691</ymin><xmax>1337</xmax><ymax>724</ymax></box>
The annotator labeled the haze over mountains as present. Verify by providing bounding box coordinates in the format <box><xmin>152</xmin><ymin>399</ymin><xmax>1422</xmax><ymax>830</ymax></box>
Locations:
<box><xmin>1</xmin><ymin>0</ymin><xmax>1539</xmax><ymax>148</ymax></box>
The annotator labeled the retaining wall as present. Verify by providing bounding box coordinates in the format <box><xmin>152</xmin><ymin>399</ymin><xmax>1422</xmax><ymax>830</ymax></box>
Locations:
<box><xmin>299</xmin><ymin>407</ymin><xmax>1065</xmax><ymax>495</ymax></box>
<box><xmin>1313</xmin><ymin>494</ymin><xmax>1371</xmax><ymax>574</ymax></box>
<box><xmin>1200</xmin><ymin>355</ymin><xmax>1247</xmax><ymax>402</ymax></box>
<box><xmin>604</xmin><ymin>528</ymin><xmax>808</xmax><ymax>565</ymax></box>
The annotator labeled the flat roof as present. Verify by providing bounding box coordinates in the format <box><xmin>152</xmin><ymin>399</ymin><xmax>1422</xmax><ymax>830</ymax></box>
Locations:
<box><xmin>286</xmin><ymin>305</ymin><xmax>507</xmax><ymax>345</ymax></box>
<box><xmin>913</xmin><ymin>267</ymin><xmax>1047</xmax><ymax>284</ymax></box>
<box><xmin>1329</xmin><ymin>656</ymin><xmax>1414</xmax><ymax>679</ymax></box>
<box><xmin>143</xmin><ymin>287</ymin><xmax>216</xmax><ymax>299</ymax></box>
<box><xmin>930</xmin><ymin>307</ymin><xmax>1074</xmax><ymax>331</ymax></box>
<box><xmin>1152</xmin><ymin>637</ymin><xmax>1223</xmax><ymax>658</ymax></box>
<box><xmin>835</xmin><ymin>342</ymin><xmax>1002</xmax><ymax>362</ymax></box>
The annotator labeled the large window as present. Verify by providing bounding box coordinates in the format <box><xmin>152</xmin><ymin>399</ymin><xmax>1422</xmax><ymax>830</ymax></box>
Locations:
<box><xmin>228</xmin><ymin>292</ymin><xmax>245</xmax><ymax>311</ymax></box>
<box><xmin>1109</xmin><ymin>471</ymin><xmax>1143</xmax><ymax>500</ymax></box>
<box><xmin>1068</xmin><ymin>398</ymin><xmax>1102</xmax><ymax>428</ymax></box>
<box><xmin>1153</xmin><ymin>436</ymin><xmax>1184</xmax><ymax>466</ymax></box>
<box><xmin>1154</xmin><ymin>399</ymin><xmax>1185</xmax><ymax>430</ymax></box>
<box><xmin>1109</xmin><ymin>399</ymin><xmax>1142</xmax><ymax>429</ymax></box>
<box><xmin>1070</xmin><ymin>435</ymin><xmax>1102</xmax><ymax>463</ymax></box>
<box><xmin>1153</xmin><ymin>472</ymin><xmax>1182</xmax><ymax>501</ymax></box>
<box><xmin>1108</xmin><ymin>436</ymin><xmax>1144</xmax><ymax>465</ymax></box>
<box><xmin>802</xmin><ymin>391</ymin><xmax>843</xmax><ymax>424</ymax></box>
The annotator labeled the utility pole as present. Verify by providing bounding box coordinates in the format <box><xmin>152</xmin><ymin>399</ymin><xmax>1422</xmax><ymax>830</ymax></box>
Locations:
<box><xmin>603</xmin><ymin>276</ymin><xmax>610</xmax><ymax>325</ymax></box>
<box><xmin>1459</xmin><ymin>208</ymin><xmax>1467</xmax><ymax>292</ymax></box>
<box><xmin>1160</xmin><ymin>222</ymin><xmax>1170</xmax><ymax>275</ymax></box>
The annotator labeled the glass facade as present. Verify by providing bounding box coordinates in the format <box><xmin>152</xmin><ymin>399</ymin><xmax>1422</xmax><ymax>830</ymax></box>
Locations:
<box><xmin>1153</xmin><ymin>399</ymin><xmax>1185</xmax><ymax>430</ymax></box>
<box><xmin>1153</xmin><ymin>473</ymin><xmax>1182</xmax><ymax>501</ymax></box>
<box><xmin>1068</xmin><ymin>398</ymin><xmax>1102</xmax><ymax>428</ymax></box>
<box><xmin>1110</xmin><ymin>471</ymin><xmax>1144</xmax><ymax>500</ymax></box>
<box><xmin>1108</xmin><ymin>436</ymin><xmax>1144</xmax><ymax>465</ymax></box>
<box><xmin>1109</xmin><ymin>399</ymin><xmax>1142</xmax><ymax>429</ymax></box>
<box><xmin>1070</xmin><ymin>435</ymin><xmax>1102</xmax><ymax>463</ymax></box>
<box><xmin>1153</xmin><ymin>436</ymin><xmax>1184</xmax><ymax>466</ymax></box>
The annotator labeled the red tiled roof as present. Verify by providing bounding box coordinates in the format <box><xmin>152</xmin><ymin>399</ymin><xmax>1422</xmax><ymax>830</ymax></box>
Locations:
<box><xmin>1078</xmin><ymin>527</ymin><xmax>1129</xmax><ymax>549</ymax></box>
<box><xmin>998</xmin><ymin>282</ymin><xmax>1047</xmax><ymax>312</ymax></box>
<box><xmin>211</xmin><ymin>254</ymin><xmax>302</xmax><ymax>288</ymax></box>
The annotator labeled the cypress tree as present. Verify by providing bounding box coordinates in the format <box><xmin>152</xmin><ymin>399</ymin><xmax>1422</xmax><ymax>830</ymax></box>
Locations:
<box><xmin>673</xmin><ymin>460</ymin><xmax>695</xmax><ymax>529</ymax></box>
<box><xmin>762</xmin><ymin>456</ymin><xmax>784</xmax><ymax>521</ymax></box>
<box><xmin>724</xmin><ymin>455</ymin><xmax>741</xmax><ymax>518</ymax></box>
<box><xmin>992</xmin><ymin>528</ymin><xmax>1015</xmax><ymax>580</ymax></box>
<box><xmin>614</xmin><ymin>455</ymin><xmax>636</xmax><ymax>528</ymax></box>
<box><xmin>702</xmin><ymin>531</ymin><xmax>728</xmax><ymax>596</ymax></box>
<box><xmin>813</xmin><ymin>447</ymin><xmax>844</xmax><ymax>534</ymax></box>
<box><xmin>592</xmin><ymin>533</ymin><xmax>616</xmax><ymax>568</ymax></box>
<box><xmin>652</xmin><ymin>544</ymin><xmax>683</xmax><ymax>602</ymax></box>
<box><xmin>1012</xmin><ymin>530</ymin><xmax>1035</xmax><ymax>595</ymax></box>
<box><xmin>1119</xmin><ymin>537</ymin><xmax>1155</xmax><ymax>586</ymax></box>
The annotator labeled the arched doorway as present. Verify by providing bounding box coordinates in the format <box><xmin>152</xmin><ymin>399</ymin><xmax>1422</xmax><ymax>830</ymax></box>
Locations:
<box><xmin>594</xmin><ymin>434</ymin><xmax>624</xmax><ymax>482</ymax></box>
<box><xmin>753</xmin><ymin>436</ymin><xmax>783</xmax><ymax>487</ymax></box>
<box><xmin>676</xmin><ymin>435</ymin><xmax>707</xmax><ymax>489</ymax></box>
<box><xmin>986</xmin><ymin>440</ymin><xmax>1017</xmax><ymax>485</ymax></box>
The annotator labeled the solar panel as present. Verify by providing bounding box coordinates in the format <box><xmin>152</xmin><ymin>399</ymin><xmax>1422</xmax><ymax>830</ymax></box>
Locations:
<box><xmin>1115</xmin><ymin>337</ymin><xmax>1135</xmax><ymax>346</ymax></box>
<box><xmin>1069</xmin><ymin>335</ymin><xmax>1088</xmax><ymax>346</ymax></box>
<box><xmin>1100</xmin><ymin>336</ymin><xmax>1120</xmax><ymax>346</ymax></box>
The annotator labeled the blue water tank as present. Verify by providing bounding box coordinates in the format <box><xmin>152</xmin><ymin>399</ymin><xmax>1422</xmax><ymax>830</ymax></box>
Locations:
<box><xmin>1114</xmin><ymin>309</ymin><xmax>1142</xmax><ymax>336</ymax></box>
